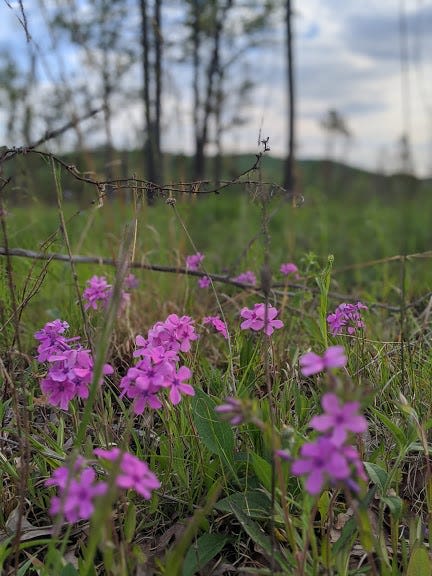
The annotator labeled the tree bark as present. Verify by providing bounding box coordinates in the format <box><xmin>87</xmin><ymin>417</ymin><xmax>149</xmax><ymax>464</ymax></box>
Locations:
<box><xmin>284</xmin><ymin>0</ymin><xmax>295</xmax><ymax>194</ymax></box>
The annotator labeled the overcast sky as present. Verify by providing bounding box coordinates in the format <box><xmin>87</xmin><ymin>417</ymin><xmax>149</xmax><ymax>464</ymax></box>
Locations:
<box><xmin>1</xmin><ymin>0</ymin><xmax>432</xmax><ymax>176</ymax></box>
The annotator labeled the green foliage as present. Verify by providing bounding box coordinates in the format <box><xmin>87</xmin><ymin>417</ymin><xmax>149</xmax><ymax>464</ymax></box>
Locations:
<box><xmin>182</xmin><ymin>533</ymin><xmax>228</xmax><ymax>576</ymax></box>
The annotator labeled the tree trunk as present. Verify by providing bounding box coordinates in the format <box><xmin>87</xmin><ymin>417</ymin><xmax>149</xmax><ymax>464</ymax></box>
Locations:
<box><xmin>283</xmin><ymin>0</ymin><xmax>295</xmax><ymax>195</ymax></box>
<box><xmin>140</xmin><ymin>0</ymin><xmax>156</xmax><ymax>203</ymax></box>
<box><xmin>154</xmin><ymin>0</ymin><xmax>163</xmax><ymax>185</ymax></box>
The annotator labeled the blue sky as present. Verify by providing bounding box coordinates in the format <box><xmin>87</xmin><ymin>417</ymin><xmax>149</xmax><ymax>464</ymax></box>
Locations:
<box><xmin>1</xmin><ymin>0</ymin><xmax>432</xmax><ymax>176</ymax></box>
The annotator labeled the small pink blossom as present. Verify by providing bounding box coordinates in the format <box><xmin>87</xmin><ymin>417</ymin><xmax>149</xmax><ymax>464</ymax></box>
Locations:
<box><xmin>240</xmin><ymin>303</ymin><xmax>283</xmax><ymax>336</ymax></box>
<box><xmin>167</xmin><ymin>365</ymin><xmax>194</xmax><ymax>405</ymax></box>
<box><xmin>327</xmin><ymin>302</ymin><xmax>368</xmax><ymax>336</ymax></box>
<box><xmin>203</xmin><ymin>315</ymin><xmax>228</xmax><ymax>339</ymax></box>
<box><xmin>198</xmin><ymin>276</ymin><xmax>211</xmax><ymax>289</ymax></box>
<box><xmin>215</xmin><ymin>397</ymin><xmax>244</xmax><ymax>425</ymax></box>
<box><xmin>83</xmin><ymin>275</ymin><xmax>112</xmax><ymax>311</ymax></box>
<box><xmin>310</xmin><ymin>393</ymin><xmax>368</xmax><ymax>446</ymax></box>
<box><xmin>299</xmin><ymin>345</ymin><xmax>347</xmax><ymax>376</ymax></box>
<box><xmin>124</xmin><ymin>273</ymin><xmax>139</xmax><ymax>290</ymax></box>
<box><xmin>94</xmin><ymin>448</ymin><xmax>160</xmax><ymax>499</ymax></box>
<box><xmin>291</xmin><ymin>436</ymin><xmax>351</xmax><ymax>495</ymax></box>
<box><xmin>45</xmin><ymin>460</ymin><xmax>107</xmax><ymax>523</ymax></box>
<box><xmin>233</xmin><ymin>271</ymin><xmax>257</xmax><ymax>286</ymax></box>
<box><xmin>186</xmin><ymin>252</ymin><xmax>204</xmax><ymax>271</ymax></box>
<box><xmin>280</xmin><ymin>262</ymin><xmax>299</xmax><ymax>278</ymax></box>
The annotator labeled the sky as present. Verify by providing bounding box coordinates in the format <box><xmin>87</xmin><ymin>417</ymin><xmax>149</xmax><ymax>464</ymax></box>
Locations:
<box><xmin>1</xmin><ymin>0</ymin><xmax>432</xmax><ymax>176</ymax></box>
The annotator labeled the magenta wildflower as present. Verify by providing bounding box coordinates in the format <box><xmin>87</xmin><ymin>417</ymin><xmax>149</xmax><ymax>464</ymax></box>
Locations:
<box><xmin>299</xmin><ymin>345</ymin><xmax>347</xmax><ymax>376</ymax></box>
<box><xmin>186</xmin><ymin>252</ymin><xmax>204</xmax><ymax>271</ymax></box>
<box><xmin>165</xmin><ymin>314</ymin><xmax>199</xmax><ymax>352</ymax></box>
<box><xmin>167</xmin><ymin>365</ymin><xmax>194</xmax><ymax>405</ymax></box>
<box><xmin>83</xmin><ymin>275</ymin><xmax>112</xmax><ymax>311</ymax></box>
<box><xmin>310</xmin><ymin>393</ymin><xmax>368</xmax><ymax>446</ymax></box>
<box><xmin>280</xmin><ymin>262</ymin><xmax>299</xmax><ymax>278</ymax></box>
<box><xmin>123</xmin><ymin>314</ymin><xmax>198</xmax><ymax>413</ymax></box>
<box><xmin>327</xmin><ymin>302</ymin><xmax>368</xmax><ymax>336</ymax></box>
<box><xmin>233</xmin><ymin>271</ymin><xmax>257</xmax><ymax>286</ymax></box>
<box><xmin>124</xmin><ymin>273</ymin><xmax>139</xmax><ymax>290</ymax></box>
<box><xmin>94</xmin><ymin>448</ymin><xmax>160</xmax><ymax>499</ymax></box>
<box><xmin>34</xmin><ymin>319</ymin><xmax>79</xmax><ymax>362</ymax></box>
<box><xmin>40</xmin><ymin>347</ymin><xmax>113</xmax><ymax>410</ymax></box>
<box><xmin>45</xmin><ymin>461</ymin><xmax>107</xmax><ymax>523</ymax></box>
<box><xmin>215</xmin><ymin>397</ymin><xmax>244</xmax><ymax>425</ymax></box>
<box><xmin>203</xmin><ymin>315</ymin><xmax>228</xmax><ymax>339</ymax></box>
<box><xmin>240</xmin><ymin>303</ymin><xmax>283</xmax><ymax>336</ymax></box>
<box><xmin>198</xmin><ymin>276</ymin><xmax>211</xmax><ymax>289</ymax></box>
<box><xmin>291</xmin><ymin>436</ymin><xmax>351</xmax><ymax>495</ymax></box>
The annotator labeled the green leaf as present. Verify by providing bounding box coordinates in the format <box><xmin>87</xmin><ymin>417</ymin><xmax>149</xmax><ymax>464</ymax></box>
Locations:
<box><xmin>191</xmin><ymin>390</ymin><xmax>237</xmax><ymax>482</ymax></box>
<box><xmin>406</xmin><ymin>545</ymin><xmax>432</xmax><ymax>576</ymax></box>
<box><xmin>182</xmin><ymin>534</ymin><xmax>227</xmax><ymax>576</ymax></box>
<box><xmin>250</xmin><ymin>453</ymin><xmax>272</xmax><ymax>492</ymax></box>
<box><xmin>227</xmin><ymin>502</ymin><xmax>292</xmax><ymax>571</ymax></box>
<box><xmin>124</xmin><ymin>502</ymin><xmax>137</xmax><ymax>543</ymax></box>
<box><xmin>364</xmin><ymin>462</ymin><xmax>388</xmax><ymax>492</ymax></box>
<box><xmin>381</xmin><ymin>495</ymin><xmax>403</xmax><ymax>518</ymax></box>
<box><xmin>215</xmin><ymin>490</ymin><xmax>272</xmax><ymax>520</ymax></box>
<box><xmin>60</xmin><ymin>565</ymin><xmax>80</xmax><ymax>576</ymax></box>
<box><xmin>371</xmin><ymin>408</ymin><xmax>406</xmax><ymax>449</ymax></box>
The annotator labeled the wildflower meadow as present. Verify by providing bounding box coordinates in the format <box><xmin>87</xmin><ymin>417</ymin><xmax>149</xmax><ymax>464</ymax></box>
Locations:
<box><xmin>2</xmin><ymin>169</ymin><xmax>432</xmax><ymax>576</ymax></box>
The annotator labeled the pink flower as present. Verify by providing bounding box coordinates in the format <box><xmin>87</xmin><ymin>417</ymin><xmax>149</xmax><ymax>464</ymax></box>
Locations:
<box><xmin>280</xmin><ymin>262</ymin><xmax>299</xmax><ymax>278</ymax></box>
<box><xmin>233</xmin><ymin>271</ymin><xmax>257</xmax><ymax>286</ymax></box>
<box><xmin>310</xmin><ymin>393</ymin><xmax>368</xmax><ymax>446</ymax></box>
<box><xmin>45</xmin><ymin>460</ymin><xmax>107</xmax><ymax>523</ymax></box>
<box><xmin>215</xmin><ymin>397</ymin><xmax>244</xmax><ymax>425</ymax></box>
<box><xmin>94</xmin><ymin>448</ymin><xmax>160</xmax><ymax>499</ymax></box>
<box><xmin>124</xmin><ymin>273</ymin><xmax>139</xmax><ymax>290</ymax></box>
<box><xmin>34</xmin><ymin>319</ymin><xmax>79</xmax><ymax>362</ymax></box>
<box><xmin>167</xmin><ymin>365</ymin><xmax>194</xmax><ymax>405</ymax></box>
<box><xmin>240</xmin><ymin>303</ymin><xmax>283</xmax><ymax>336</ymax></box>
<box><xmin>327</xmin><ymin>302</ymin><xmax>368</xmax><ymax>336</ymax></box>
<box><xmin>83</xmin><ymin>275</ymin><xmax>112</xmax><ymax>311</ymax></box>
<box><xmin>291</xmin><ymin>436</ymin><xmax>351</xmax><ymax>495</ymax></box>
<box><xmin>186</xmin><ymin>252</ymin><xmax>204</xmax><ymax>271</ymax></box>
<box><xmin>299</xmin><ymin>345</ymin><xmax>347</xmax><ymax>376</ymax></box>
<box><xmin>203</xmin><ymin>315</ymin><xmax>228</xmax><ymax>339</ymax></box>
<box><xmin>198</xmin><ymin>276</ymin><xmax>211</xmax><ymax>289</ymax></box>
<box><xmin>40</xmin><ymin>347</ymin><xmax>113</xmax><ymax>410</ymax></box>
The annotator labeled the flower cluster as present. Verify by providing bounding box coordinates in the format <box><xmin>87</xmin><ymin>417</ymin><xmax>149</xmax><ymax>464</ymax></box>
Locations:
<box><xmin>327</xmin><ymin>302</ymin><xmax>368</xmax><ymax>336</ymax></box>
<box><xmin>198</xmin><ymin>276</ymin><xmax>211</xmax><ymax>289</ymax></box>
<box><xmin>34</xmin><ymin>319</ymin><xmax>79</xmax><ymax>362</ymax></box>
<box><xmin>94</xmin><ymin>447</ymin><xmax>160</xmax><ymax>498</ymax></box>
<box><xmin>82</xmin><ymin>274</ymin><xmax>137</xmax><ymax>313</ymax></box>
<box><xmin>120</xmin><ymin>314</ymin><xmax>198</xmax><ymax>413</ymax></box>
<box><xmin>240</xmin><ymin>303</ymin><xmax>283</xmax><ymax>336</ymax></box>
<box><xmin>288</xmin><ymin>392</ymin><xmax>368</xmax><ymax>494</ymax></box>
<box><xmin>233</xmin><ymin>270</ymin><xmax>257</xmax><ymax>286</ymax></box>
<box><xmin>282</xmin><ymin>346</ymin><xmax>368</xmax><ymax>495</ymax></box>
<box><xmin>203</xmin><ymin>315</ymin><xmax>228</xmax><ymax>339</ymax></box>
<box><xmin>186</xmin><ymin>252</ymin><xmax>204</xmax><ymax>271</ymax></box>
<box><xmin>280</xmin><ymin>262</ymin><xmax>300</xmax><ymax>278</ymax></box>
<box><xmin>45</xmin><ymin>449</ymin><xmax>159</xmax><ymax>524</ymax></box>
<box><xmin>45</xmin><ymin>457</ymin><xmax>107</xmax><ymax>523</ymax></box>
<box><xmin>35</xmin><ymin>320</ymin><xmax>113</xmax><ymax>410</ymax></box>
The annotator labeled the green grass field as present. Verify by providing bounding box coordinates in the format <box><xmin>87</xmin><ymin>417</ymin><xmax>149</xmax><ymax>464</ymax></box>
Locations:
<box><xmin>1</xmin><ymin>153</ymin><xmax>432</xmax><ymax>575</ymax></box>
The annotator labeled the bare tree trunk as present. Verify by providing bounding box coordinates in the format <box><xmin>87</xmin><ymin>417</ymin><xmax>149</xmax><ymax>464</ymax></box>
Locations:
<box><xmin>154</xmin><ymin>0</ymin><xmax>163</xmax><ymax>185</ymax></box>
<box><xmin>283</xmin><ymin>0</ymin><xmax>295</xmax><ymax>194</ymax></box>
<box><xmin>191</xmin><ymin>0</ymin><xmax>202</xmax><ymax>180</ymax></box>
<box><xmin>193</xmin><ymin>0</ymin><xmax>231</xmax><ymax>180</ymax></box>
<box><xmin>140</xmin><ymin>0</ymin><xmax>156</xmax><ymax>203</ymax></box>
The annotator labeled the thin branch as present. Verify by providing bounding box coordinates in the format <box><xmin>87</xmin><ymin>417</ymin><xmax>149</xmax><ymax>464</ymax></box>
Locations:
<box><xmin>2</xmin><ymin>246</ymin><xmax>430</xmax><ymax>312</ymax></box>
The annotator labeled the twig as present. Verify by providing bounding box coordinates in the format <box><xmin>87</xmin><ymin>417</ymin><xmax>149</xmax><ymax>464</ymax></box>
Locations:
<box><xmin>1</xmin><ymin>247</ymin><xmax>431</xmax><ymax>313</ymax></box>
